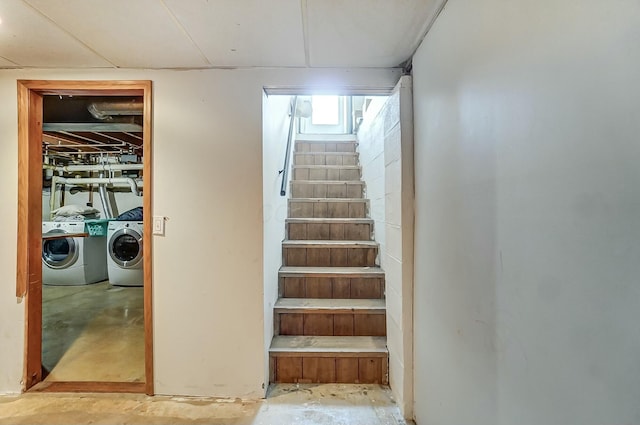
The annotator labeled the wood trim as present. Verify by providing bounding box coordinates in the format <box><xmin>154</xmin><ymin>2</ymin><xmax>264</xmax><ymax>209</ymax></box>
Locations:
<box><xmin>17</xmin><ymin>80</ymin><xmax>146</xmax><ymax>96</ymax></box>
<box><xmin>18</xmin><ymin>82</ymin><xmax>44</xmax><ymax>389</ymax></box>
<box><xmin>141</xmin><ymin>80</ymin><xmax>154</xmax><ymax>395</ymax></box>
<box><xmin>16</xmin><ymin>82</ymin><xmax>27</xmax><ymax>299</ymax></box>
<box><xmin>17</xmin><ymin>80</ymin><xmax>153</xmax><ymax>395</ymax></box>
<box><xmin>30</xmin><ymin>381</ymin><xmax>146</xmax><ymax>393</ymax></box>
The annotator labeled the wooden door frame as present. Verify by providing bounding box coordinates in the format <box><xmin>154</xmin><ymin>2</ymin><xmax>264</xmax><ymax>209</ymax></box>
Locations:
<box><xmin>16</xmin><ymin>80</ymin><xmax>154</xmax><ymax>394</ymax></box>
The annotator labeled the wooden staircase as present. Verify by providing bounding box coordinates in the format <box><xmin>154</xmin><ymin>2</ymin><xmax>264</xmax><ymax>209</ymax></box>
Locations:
<box><xmin>269</xmin><ymin>136</ymin><xmax>388</xmax><ymax>384</ymax></box>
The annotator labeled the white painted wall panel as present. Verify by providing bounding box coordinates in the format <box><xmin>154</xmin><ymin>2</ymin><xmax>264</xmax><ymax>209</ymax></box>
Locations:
<box><xmin>262</xmin><ymin>94</ymin><xmax>292</xmax><ymax>391</ymax></box>
<box><xmin>0</xmin><ymin>76</ymin><xmax>22</xmax><ymax>394</ymax></box>
<box><xmin>357</xmin><ymin>76</ymin><xmax>414</xmax><ymax>417</ymax></box>
<box><xmin>413</xmin><ymin>1</ymin><xmax>640</xmax><ymax>424</ymax></box>
<box><xmin>359</xmin><ymin>98</ymin><xmax>387</xmax><ymax>259</ymax></box>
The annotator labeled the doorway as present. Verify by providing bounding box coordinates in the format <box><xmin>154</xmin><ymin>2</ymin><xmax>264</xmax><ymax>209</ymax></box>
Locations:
<box><xmin>16</xmin><ymin>80</ymin><xmax>153</xmax><ymax>394</ymax></box>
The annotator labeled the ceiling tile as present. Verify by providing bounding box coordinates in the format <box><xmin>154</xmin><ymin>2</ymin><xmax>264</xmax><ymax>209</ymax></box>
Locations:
<box><xmin>25</xmin><ymin>0</ymin><xmax>209</xmax><ymax>68</ymax></box>
<box><xmin>306</xmin><ymin>0</ymin><xmax>437</xmax><ymax>67</ymax></box>
<box><xmin>163</xmin><ymin>0</ymin><xmax>306</xmax><ymax>67</ymax></box>
<box><xmin>0</xmin><ymin>0</ymin><xmax>440</xmax><ymax>69</ymax></box>
<box><xmin>0</xmin><ymin>56</ymin><xmax>19</xmax><ymax>67</ymax></box>
<box><xmin>0</xmin><ymin>1</ymin><xmax>112</xmax><ymax>67</ymax></box>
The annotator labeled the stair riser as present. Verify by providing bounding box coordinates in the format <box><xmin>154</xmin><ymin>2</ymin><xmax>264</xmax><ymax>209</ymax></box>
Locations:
<box><xmin>270</xmin><ymin>356</ymin><xmax>388</xmax><ymax>384</ymax></box>
<box><xmin>295</xmin><ymin>142</ymin><xmax>357</xmax><ymax>153</ymax></box>
<box><xmin>283</xmin><ymin>247</ymin><xmax>377</xmax><ymax>267</ymax></box>
<box><xmin>294</xmin><ymin>153</ymin><xmax>358</xmax><ymax>166</ymax></box>
<box><xmin>294</xmin><ymin>168</ymin><xmax>361</xmax><ymax>181</ymax></box>
<box><xmin>276</xmin><ymin>313</ymin><xmax>386</xmax><ymax>337</ymax></box>
<box><xmin>289</xmin><ymin>201</ymin><xmax>367</xmax><ymax>218</ymax></box>
<box><xmin>287</xmin><ymin>222</ymin><xmax>372</xmax><ymax>240</ymax></box>
<box><xmin>290</xmin><ymin>182</ymin><xmax>364</xmax><ymax>199</ymax></box>
<box><xmin>280</xmin><ymin>276</ymin><xmax>385</xmax><ymax>299</ymax></box>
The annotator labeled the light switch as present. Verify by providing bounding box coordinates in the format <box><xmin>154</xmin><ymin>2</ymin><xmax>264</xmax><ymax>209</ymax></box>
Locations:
<box><xmin>152</xmin><ymin>215</ymin><xmax>165</xmax><ymax>235</ymax></box>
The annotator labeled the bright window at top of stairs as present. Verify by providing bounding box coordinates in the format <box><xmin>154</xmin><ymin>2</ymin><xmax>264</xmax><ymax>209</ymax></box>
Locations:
<box><xmin>311</xmin><ymin>95</ymin><xmax>339</xmax><ymax>125</ymax></box>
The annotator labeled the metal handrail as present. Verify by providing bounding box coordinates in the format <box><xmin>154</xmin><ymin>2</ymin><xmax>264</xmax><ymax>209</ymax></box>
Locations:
<box><xmin>279</xmin><ymin>96</ymin><xmax>298</xmax><ymax>196</ymax></box>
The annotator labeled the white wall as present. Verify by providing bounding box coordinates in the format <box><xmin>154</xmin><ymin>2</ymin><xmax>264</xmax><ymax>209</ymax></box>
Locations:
<box><xmin>358</xmin><ymin>96</ymin><xmax>387</xmax><ymax>256</ymax></box>
<box><xmin>0</xmin><ymin>67</ymin><xmax>401</xmax><ymax>395</ymax></box>
<box><xmin>386</xmin><ymin>78</ymin><xmax>414</xmax><ymax>419</ymax></box>
<box><xmin>413</xmin><ymin>1</ymin><xmax>640</xmax><ymax>424</ymax></box>
<box><xmin>0</xmin><ymin>80</ymin><xmax>22</xmax><ymax>395</ymax></box>
<box><xmin>262</xmin><ymin>94</ymin><xmax>293</xmax><ymax>391</ymax></box>
<box><xmin>357</xmin><ymin>76</ymin><xmax>414</xmax><ymax>418</ymax></box>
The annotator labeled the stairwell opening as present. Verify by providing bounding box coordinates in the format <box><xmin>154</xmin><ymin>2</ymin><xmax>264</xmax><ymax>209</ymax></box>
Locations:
<box><xmin>262</xmin><ymin>89</ymin><xmax>404</xmax><ymax>387</ymax></box>
<box><xmin>263</xmin><ymin>82</ymin><xmax>414</xmax><ymax>418</ymax></box>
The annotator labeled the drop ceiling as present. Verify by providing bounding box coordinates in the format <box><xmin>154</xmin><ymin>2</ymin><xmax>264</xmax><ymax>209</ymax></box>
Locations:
<box><xmin>0</xmin><ymin>0</ymin><xmax>444</xmax><ymax>69</ymax></box>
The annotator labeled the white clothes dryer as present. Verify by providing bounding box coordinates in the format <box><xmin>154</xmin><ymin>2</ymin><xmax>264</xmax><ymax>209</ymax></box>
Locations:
<box><xmin>42</xmin><ymin>221</ymin><xmax>108</xmax><ymax>286</ymax></box>
<box><xmin>107</xmin><ymin>221</ymin><xmax>143</xmax><ymax>287</ymax></box>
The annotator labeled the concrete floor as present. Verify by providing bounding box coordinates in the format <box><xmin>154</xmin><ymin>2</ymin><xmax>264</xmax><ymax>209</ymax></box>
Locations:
<box><xmin>0</xmin><ymin>384</ymin><xmax>413</xmax><ymax>425</ymax></box>
<box><xmin>42</xmin><ymin>281</ymin><xmax>144</xmax><ymax>382</ymax></box>
<box><xmin>34</xmin><ymin>281</ymin><xmax>413</xmax><ymax>424</ymax></box>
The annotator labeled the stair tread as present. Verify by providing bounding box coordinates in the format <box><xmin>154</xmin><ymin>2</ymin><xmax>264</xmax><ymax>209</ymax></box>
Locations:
<box><xmin>295</xmin><ymin>151</ymin><xmax>358</xmax><ymax>155</ymax></box>
<box><xmin>296</xmin><ymin>136</ymin><xmax>357</xmax><ymax>142</ymax></box>
<box><xmin>282</xmin><ymin>240</ymin><xmax>377</xmax><ymax>247</ymax></box>
<box><xmin>291</xmin><ymin>180</ymin><xmax>364</xmax><ymax>185</ymax></box>
<box><xmin>270</xmin><ymin>335</ymin><xmax>387</xmax><ymax>354</ymax></box>
<box><xmin>289</xmin><ymin>198</ymin><xmax>367</xmax><ymax>202</ymax></box>
<box><xmin>275</xmin><ymin>298</ymin><xmax>385</xmax><ymax>313</ymax></box>
<box><xmin>279</xmin><ymin>266</ymin><xmax>384</xmax><ymax>277</ymax></box>
<box><xmin>286</xmin><ymin>217</ymin><xmax>373</xmax><ymax>224</ymax></box>
<box><xmin>294</xmin><ymin>165</ymin><xmax>360</xmax><ymax>169</ymax></box>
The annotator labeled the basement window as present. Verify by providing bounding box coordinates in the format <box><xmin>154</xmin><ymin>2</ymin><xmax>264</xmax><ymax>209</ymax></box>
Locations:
<box><xmin>311</xmin><ymin>95</ymin><xmax>340</xmax><ymax>125</ymax></box>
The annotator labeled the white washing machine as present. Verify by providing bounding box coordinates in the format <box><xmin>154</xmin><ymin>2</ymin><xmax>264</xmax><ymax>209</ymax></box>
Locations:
<box><xmin>107</xmin><ymin>221</ymin><xmax>144</xmax><ymax>287</ymax></box>
<box><xmin>42</xmin><ymin>221</ymin><xmax>108</xmax><ymax>286</ymax></box>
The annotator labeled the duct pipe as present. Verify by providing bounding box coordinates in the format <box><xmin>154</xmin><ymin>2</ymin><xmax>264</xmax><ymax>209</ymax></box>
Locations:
<box><xmin>54</xmin><ymin>176</ymin><xmax>141</xmax><ymax>197</ymax></box>
<box><xmin>88</xmin><ymin>101</ymin><xmax>143</xmax><ymax>120</ymax></box>
<box><xmin>43</xmin><ymin>163</ymin><xmax>143</xmax><ymax>172</ymax></box>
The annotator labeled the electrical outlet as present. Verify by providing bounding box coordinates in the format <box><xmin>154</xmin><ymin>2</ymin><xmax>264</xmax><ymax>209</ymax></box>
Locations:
<box><xmin>152</xmin><ymin>215</ymin><xmax>165</xmax><ymax>235</ymax></box>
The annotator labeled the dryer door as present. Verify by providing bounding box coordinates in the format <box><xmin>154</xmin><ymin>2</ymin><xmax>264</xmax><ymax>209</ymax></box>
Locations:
<box><xmin>42</xmin><ymin>230</ymin><xmax>79</xmax><ymax>269</ymax></box>
<box><xmin>109</xmin><ymin>228</ymin><xmax>143</xmax><ymax>268</ymax></box>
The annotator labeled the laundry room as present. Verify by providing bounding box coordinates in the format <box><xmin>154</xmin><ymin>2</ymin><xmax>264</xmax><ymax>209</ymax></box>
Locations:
<box><xmin>40</xmin><ymin>94</ymin><xmax>145</xmax><ymax>384</ymax></box>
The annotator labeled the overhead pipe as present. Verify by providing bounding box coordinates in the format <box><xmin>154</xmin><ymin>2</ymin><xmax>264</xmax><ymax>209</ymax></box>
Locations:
<box><xmin>43</xmin><ymin>142</ymin><xmax>127</xmax><ymax>149</ymax></box>
<box><xmin>43</xmin><ymin>163</ymin><xmax>143</xmax><ymax>172</ymax></box>
<box><xmin>49</xmin><ymin>175</ymin><xmax>143</xmax><ymax>219</ymax></box>
<box><xmin>55</xmin><ymin>176</ymin><xmax>141</xmax><ymax>196</ymax></box>
<box><xmin>88</xmin><ymin>101</ymin><xmax>144</xmax><ymax>120</ymax></box>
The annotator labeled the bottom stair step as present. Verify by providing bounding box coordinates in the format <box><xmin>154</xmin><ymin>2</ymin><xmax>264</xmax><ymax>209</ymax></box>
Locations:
<box><xmin>270</xmin><ymin>335</ymin><xmax>387</xmax><ymax>355</ymax></box>
<box><xmin>269</xmin><ymin>336</ymin><xmax>388</xmax><ymax>384</ymax></box>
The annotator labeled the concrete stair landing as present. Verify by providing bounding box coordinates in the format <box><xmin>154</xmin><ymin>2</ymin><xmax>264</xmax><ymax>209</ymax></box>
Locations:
<box><xmin>270</xmin><ymin>136</ymin><xmax>388</xmax><ymax>385</ymax></box>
